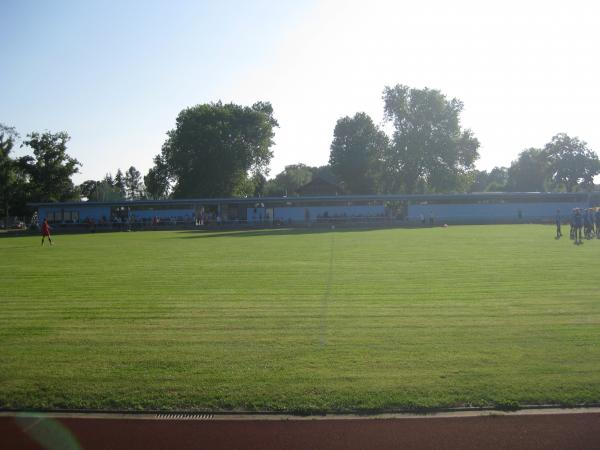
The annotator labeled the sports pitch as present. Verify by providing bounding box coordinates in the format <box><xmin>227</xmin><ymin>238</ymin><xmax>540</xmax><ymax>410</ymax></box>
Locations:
<box><xmin>1</xmin><ymin>225</ymin><xmax>599</xmax><ymax>412</ymax></box>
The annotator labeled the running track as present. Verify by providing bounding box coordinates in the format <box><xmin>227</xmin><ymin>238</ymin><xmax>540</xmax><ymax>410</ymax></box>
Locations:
<box><xmin>2</xmin><ymin>410</ymin><xmax>600</xmax><ymax>450</ymax></box>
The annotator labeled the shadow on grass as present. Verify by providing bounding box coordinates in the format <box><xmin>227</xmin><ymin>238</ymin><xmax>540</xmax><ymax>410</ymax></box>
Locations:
<box><xmin>0</xmin><ymin>230</ymin><xmax>32</xmax><ymax>239</ymax></box>
<box><xmin>173</xmin><ymin>226</ymin><xmax>410</xmax><ymax>239</ymax></box>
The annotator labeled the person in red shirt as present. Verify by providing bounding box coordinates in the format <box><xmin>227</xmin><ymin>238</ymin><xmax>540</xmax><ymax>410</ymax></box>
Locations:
<box><xmin>41</xmin><ymin>218</ymin><xmax>53</xmax><ymax>246</ymax></box>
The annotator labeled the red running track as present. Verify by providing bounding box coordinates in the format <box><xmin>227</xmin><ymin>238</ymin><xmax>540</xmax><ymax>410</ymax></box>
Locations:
<box><xmin>2</xmin><ymin>412</ymin><xmax>600</xmax><ymax>450</ymax></box>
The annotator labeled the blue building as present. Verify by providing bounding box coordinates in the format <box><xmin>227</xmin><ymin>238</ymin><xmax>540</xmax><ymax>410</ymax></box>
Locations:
<box><xmin>32</xmin><ymin>191</ymin><xmax>599</xmax><ymax>228</ymax></box>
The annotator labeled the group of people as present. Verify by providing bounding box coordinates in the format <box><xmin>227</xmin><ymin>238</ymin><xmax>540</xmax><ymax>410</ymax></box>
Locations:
<box><xmin>556</xmin><ymin>208</ymin><xmax>600</xmax><ymax>244</ymax></box>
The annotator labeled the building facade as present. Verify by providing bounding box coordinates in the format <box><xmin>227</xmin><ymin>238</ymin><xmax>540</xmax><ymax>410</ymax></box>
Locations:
<box><xmin>32</xmin><ymin>192</ymin><xmax>599</xmax><ymax>228</ymax></box>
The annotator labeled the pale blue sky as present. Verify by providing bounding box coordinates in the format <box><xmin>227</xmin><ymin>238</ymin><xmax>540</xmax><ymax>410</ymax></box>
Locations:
<box><xmin>2</xmin><ymin>0</ymin><xmax>599</xmax><ymax>184</ymax></box>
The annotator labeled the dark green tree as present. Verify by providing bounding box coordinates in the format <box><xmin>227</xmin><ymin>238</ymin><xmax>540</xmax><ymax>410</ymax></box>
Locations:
<box><xmin>0</xmin><ymin>124</ymin><xmax>21</xmax><ymax>226</ymax></box>
<box><xmin>544</xmin><ymin>133</ymin><xmax>600</xmax><ymax>192</ymax></box>
<box><xmin>124</xmin><ymin>166</ymin><xmax>143</xmax><ymax>199</ymax></box>
<box><xmin>506</xmin><ymin>148</ymin><xmax>550</xmax><ymax>192</ymax></box>
<box><xmin>103</xmin><ymin>173</ymin><xmax>114</xmax><ymax>186</ymax></box>
<box><xmin>329</xmin><ymin>112</ymin><xmax>388</xmax><ymax>194</ymax></box>
<box><xmin>114</xmin><ymin>169</ymin><xmax>126</xmax><ymax>198</ymax></box>
<box><xmin>78</xmin><ymin>179</ymin><xmax>99</xmax><ymax>200</ymax></box>
<box><xmin>251</xmin><ymin>172</ymin><xmax>267</xmax><ymax>197</ymax></box>
<box><xmin>20</xmin><ymin>131</ymin><xmax>81</xmax><ymax>202</ymax></box>
<box><xmin>383</xmin><ymin>85</ymin><xmax>480</xmax><ymax>193</ymax></box>
<box><xmin>310</xmin><ymin>165</ymin><xmax>337</xmax><ymax>183</ymax></box>
<box><xmin>144</xmin><ymin>156</ymin><xmax>171</xmax><ymax>200</ymax></box>
<box><xmin>160</xmin><ymin>101</ymin><xmax>277</xmax><ymax>198</ymax></box>
<box><xmin>482</xmin><ymin>167</ymin><xmax>510</xmax><ymax>192</ymax></box>
<box><xmin>264</xmin><ymin>164</ymin><xmax>315</xmax><ymax>196</ymax></box>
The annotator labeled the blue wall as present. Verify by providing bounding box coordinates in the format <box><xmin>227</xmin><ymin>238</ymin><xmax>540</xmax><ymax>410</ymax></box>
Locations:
<box><xmin>247</xmin><ymin>205</ymin><xmax>387</xmax><ymax>224</ymax></box>
<box><xmin>246</xmin><ymin>207</ymin><xmax>268</xmax><ymax>223</ymax></box>
<box><xmin>38</xmin><ymin>200</ymin><xmax>591</xmax><ymax>226</ymax></box>
<box><xmin>77</xmin><ymin>206</ymin><xmax>112</xmax><ymax>221</ymax></box>
<box><xmin>38</xmin><ymin>205</ymin><xmax>111</xmax><ymax>223</ymax></box>
<box><xmin>130</xmin><ymin>209</ymin><xmax>195</xmax><ymax>220</ymax></box>
<box><xmin>408</xmin><ymin>202</ymin><xmax>586</xmax><ymax>223</ymax></box>
<box><xmin>38</xmin><ymin>206</ymin><xmax>196</xmax><ymax>223</ymax></box>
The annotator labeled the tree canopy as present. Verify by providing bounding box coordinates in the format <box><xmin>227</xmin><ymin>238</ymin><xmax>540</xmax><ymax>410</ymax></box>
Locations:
<box><xmin>124</xmin><ymin>166</ymin><xmax>144</xmax><ymax>199</ymax></box>
<box><xmin>0</xmin><ymin>124</ymin><xmax>21</xmax><ymax>224</ymax></box>
<box><xmin>329</xmin><ymin>112</ymin><xmax>388</xmax><ymax>194</ymax></box>
<box><xmin>158</xmin><ymin>101</ymin><xmax>278</xmax><ymax>198</ymax></box>
<box><xmin>263</xmin><ymin>164</ymin><xmax>314</xmax><ymax>196</ymax></box>
<box><xmin>144</xmin><ymin>156</ymin><xmax>170</xmax><ymax>200</ymax></box>
<box><xmin>506</xmin><ymin>148</ymin><xmax>550</xmax><ymax>192</ymax></box>
<box><xmin>20</xmin><ymin>131</ymin><xmax>81</xmax><ymax>202</ymax></box>
<box><xmin>544</xmin><ymin>133</ymin><xmax>599</xmax><ymax>192</ymax></box>
<box><xmin>382</xmin><ymin>85</ymin><xmax>480</xmax><ymax>194</ymax></box>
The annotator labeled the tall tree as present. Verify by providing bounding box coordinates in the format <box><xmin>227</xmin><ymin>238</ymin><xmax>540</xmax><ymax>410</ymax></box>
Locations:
<box><xmin>251</xmin><ymin>172</ymin><xmax>267</xmax><ymax>197</ymax></box>
<box><xmin>383</xmin><ymin>85</ymin><xmax>480</xmax><ymax>193</ymax></box>
<box><xmin>160</xmin><ymin>101</ymin><xmax>277</xmax><ymax>198</ymax></box>
<box><xmin>114</xmin><ymin>169</ymin><xmax>126</xmax><ymax>198</ymax></box>
<box><xmin>144</xmin><ymin>156</ymin><xmax>171</xmax><ymax>200</ymax></box>
<box><xmin>0</xmin><ymin>124</ymin><xmax>20</xmax><ymax>226</ymax></box>
<box><xmin>329</xmin><ymin>112</ymin><xmax>388</xmax><ymax>194</ymax></box>
<box><xmin>506</xmin><ymin>148</ymin><xmax>550</xmax><ymax>192</ymax></box>
<box><xmin>20</xmin><ymin>131</ymin><xmax>80</xmax><ymax>202</ymax></box>
<box><xmin>544</xmin><ymin>133</ymin><xmax>600</xmax><ymax>192</ymax></box>
<box><xmin>124</xmin><ymin>166</ymin><xmax>143</xmax><ymax>199</ymax></box>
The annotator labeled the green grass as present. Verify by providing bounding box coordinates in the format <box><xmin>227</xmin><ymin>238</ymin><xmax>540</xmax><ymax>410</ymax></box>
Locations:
<box><xmin>1</xmin><ymin>225</ymin><xmax>599</xmax><ymax>412</ymax></box>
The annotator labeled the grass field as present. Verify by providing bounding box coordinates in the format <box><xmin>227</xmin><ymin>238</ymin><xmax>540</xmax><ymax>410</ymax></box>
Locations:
<box><xmin>1</xmin><ymin>225</ymin><xmax>599</xmax><ymax>412</ymax></box>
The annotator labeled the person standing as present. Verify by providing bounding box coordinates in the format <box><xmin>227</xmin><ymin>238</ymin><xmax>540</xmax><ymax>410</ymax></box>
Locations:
<box><xmin>41</xmin><ymin>218</ymin><xmax>52</xmax><ymax>246</ymax></box>
<box><xmin>555</xmin><ymin>209</ymin><xmax>562</xmax><ymax>239</ymax></box>
<box><xmin>574</xmin><ymin>208</ymin><xmax>583</xmax><ymax>245</ymax></box>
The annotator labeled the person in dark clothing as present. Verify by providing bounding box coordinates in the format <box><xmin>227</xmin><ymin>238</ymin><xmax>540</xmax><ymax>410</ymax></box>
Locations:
<box><xmin>573</xmin><ymin>208</ymin><xmax>583</xmax><ymax>245</ymax></box>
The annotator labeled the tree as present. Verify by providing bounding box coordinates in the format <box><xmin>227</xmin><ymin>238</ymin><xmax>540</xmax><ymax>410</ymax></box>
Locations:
<box><xmin>251</xmin><ymin>173</ymin><xmax>267</xmax><ymax>197</ymax></box>
<box><xmin>78</xmin><ymin>179</ymin><xmax>99</xmax><ymax>200</ymax></box>
<box><xmin>264</xmin><ymin>164</ymin><xmax>315</xmax><ymax>196</ymax></box>
<box><xmin>103</xmin><ymin>173</ymin><xmax>114</xmax><ymax>186</ymax></box>
<box><xmin>382</xmin><ymin>85</ymin><xmax>480</xmax><ymax>193</ymax></box>
<box><xmin>78</xmin><ymin>177</ymin><xmax>122</xmax><ymax>202</ymax></box>
<box><xmin>124</xmin><ymin>166</ymin><xmax>143</xmax><ymax>199</ymax></box>
<box><xmin>329</xmin><ymin>112</ymin><xmax>388</xmax><ymax>194</ymax></box>
<box><xmin>95</xmin><ymin>179</ymin><xmax>122</xmax><ymax>201</ymax></box>
<box><xmin>506</xmin><ymin>148</ymin><xmax>550</xmax><ymax>192</ymax></box>
<box><xmin>544</xmin><ymin>133</ymin><xmax>600</xmax><ymax>192</ymax></box>
<box><xmin>160</xmin><ymin>101</ymin><xmax>277</xmax><ymax>198</ymax></box>
<box><xmin>0</xmin><ymin>124</ymin><xmax>20</xmax><ymax>226</ymax></box>
<box><xmin>114</xmin><ymin>169</ymin><xmax>126</xmax><ymax>198</ymax></box>
<box><xmin>144</xmin><ymin>156</ymin><xmax>171</xmax><ymax>200</ymax></box>
<box><xmin>20</xmin><ymin>131</ymin><xmax>80</xmax><ymax>202</ymax></box>
<box><xmin>310</xmin><ymin>165</ymin><xmax>337</xmax><ymax>183</ymax></box>
<box><xmin>483</xmin><ymin>167</ymin><xmax>510</xmax><ymax>192</ymax></box>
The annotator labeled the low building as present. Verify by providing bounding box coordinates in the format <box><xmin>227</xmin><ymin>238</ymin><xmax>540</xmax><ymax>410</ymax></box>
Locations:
<box><xmin>31</xmin><ymin>191</ymin><xmax>599</xmax><ymax>229</ymax></box>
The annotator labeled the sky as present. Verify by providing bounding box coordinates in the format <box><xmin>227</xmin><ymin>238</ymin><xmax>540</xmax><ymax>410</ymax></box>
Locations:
<box><xmin>2</xmin><ymin>0</ymin><xmax>599</xmax><ymax>185</ymax></box>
